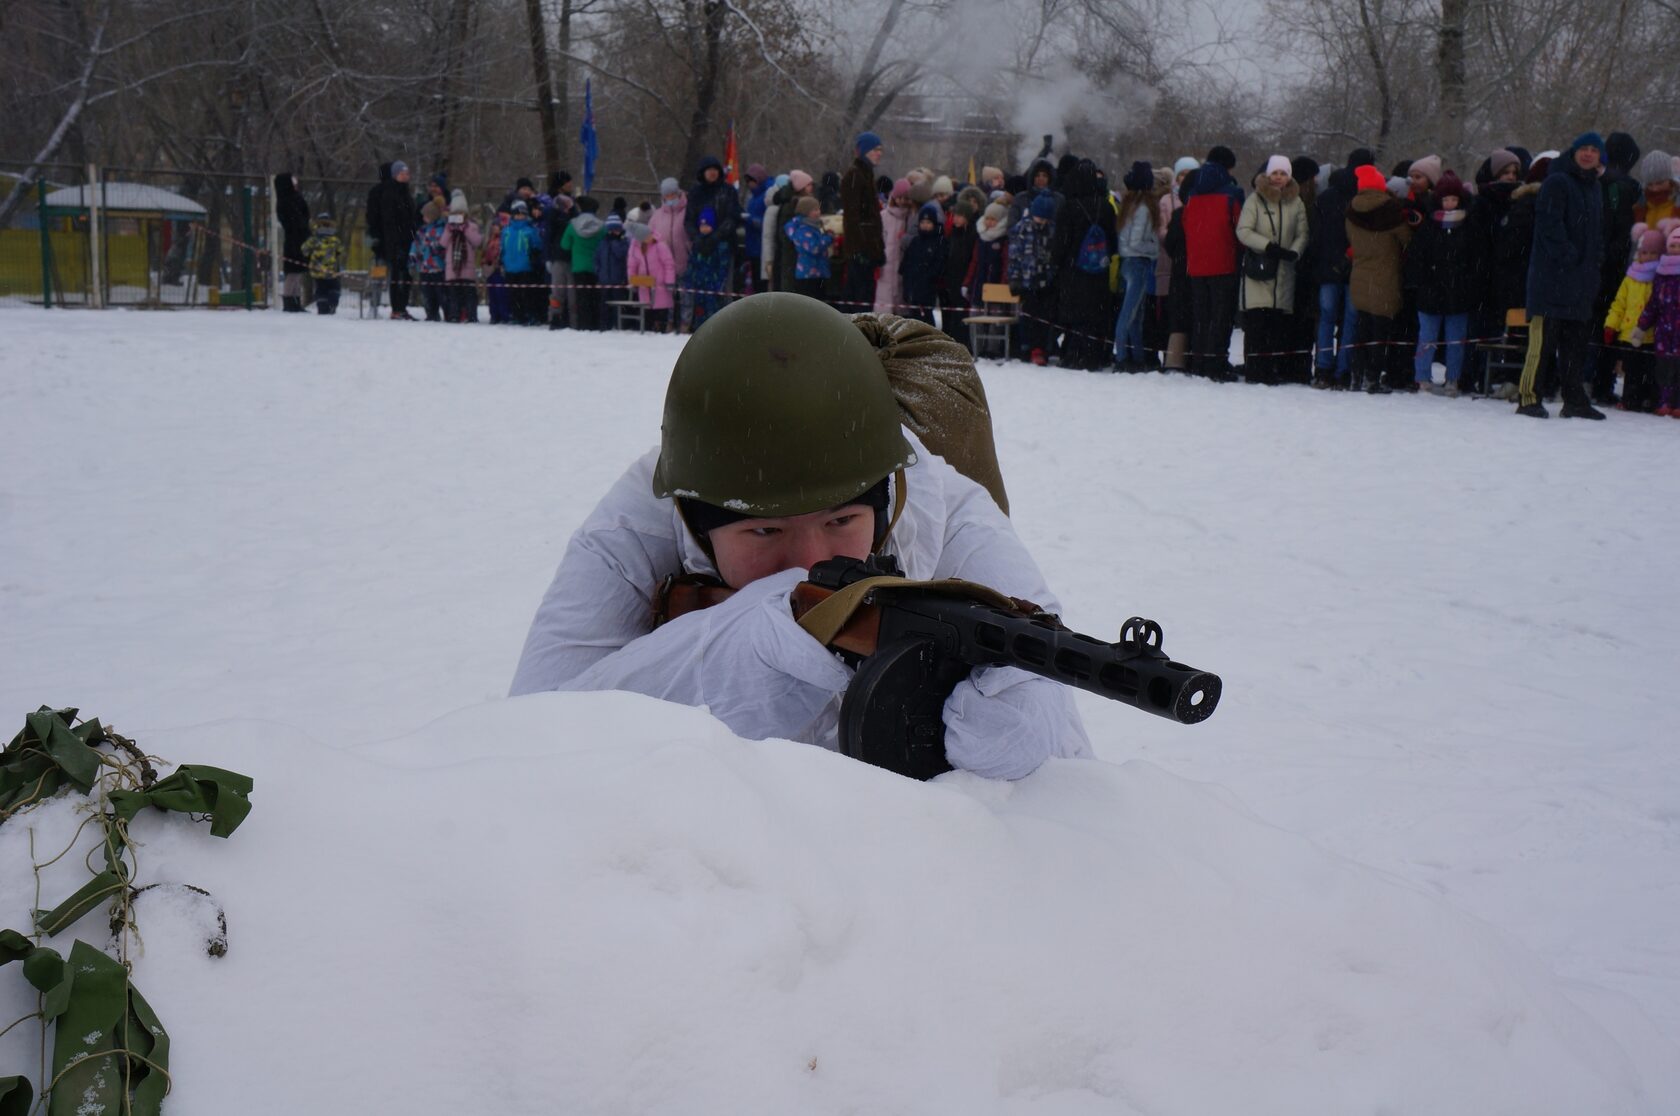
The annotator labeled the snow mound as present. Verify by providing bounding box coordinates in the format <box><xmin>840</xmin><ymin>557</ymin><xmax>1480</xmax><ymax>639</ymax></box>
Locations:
<box><xmin>0</xmin><ymin>692</ymin><xmax>1660</xmax><ymax>1113</ymax></box>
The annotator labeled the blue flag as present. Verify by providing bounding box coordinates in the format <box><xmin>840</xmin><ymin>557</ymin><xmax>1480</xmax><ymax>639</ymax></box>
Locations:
<box><xmin>580</xmin><ymin>79</ymin><xmax>599</xmax><ymax>195</ymax></box>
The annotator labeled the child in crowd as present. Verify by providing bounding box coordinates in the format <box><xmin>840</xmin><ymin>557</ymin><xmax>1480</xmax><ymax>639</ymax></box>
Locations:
<box><xmin>627</xmin><ymin>221</ymin><xmax>675</xmax><ymax>332</ymax></box>
<box><xmin>940</xmin><ymin>202</ymin><xmax>978</xmax><ymax>345</ymax></box>
<box><xmin>875</xmin><ymin>178</ymin><xmax>914</xmax><ymax>313</ymax></box>
<box><xmin>967</xmin><ymin>202</ymin><xmax>1010</xmax><ymax>309</ymax></box>
<box><xmin>300</xmin><ymin>212</ymin><xmax>344</xmax><ymax>315</ymax></box>
<box><xmin>1633</xmin><ymin>221</ymin><xmax>1680</xmax><ymax>415</ymax></box>
<box><xmin>1605</xmin><ymin>224</ymin><xmax>1663</xmax><ymax>411</ymax></box>
<box><xmin>410</xmin><ymin>199</ymin><xmax>448</xmax><ymax>321</ymax></box>
<box><xmin>594</xmin><ymin>213</ymin><xmax>630</xmax><ymax>327</ymax></box>
<box><xmin>559</xmin><ymin>196</ymin><xmax>605</xmax><ymax>330</ymax></box>
<box><xmin>683</xmin><ymin>207</ymin><xmax>730</xmax><ymax>329</ymax></box>
<box><xmin>898</xmin><ymin>201</ymin><xmax>946</xmax><ymax>325</ymax></box>
<box><xmin>784</xmin><ymin>196</ymin><xmax>835</xmax><ymax>302</ymax></box>
<box><xmin>1008</xmin><ymin>193</ymin><xmax>1058</xmax><ymax>365</ymax></box>
<box><xmin>483</xmin><ymin>209</ymin><xmax>510</xmax><ymax>324</ymax></box>
<box><xmin>1114</xmin><ymin>160</ymin><xmax>1160</xmax><ymax>370</ymax></box>
<box><xmin>500</xmin><ymin>201</ymin><xmax>544</xmax><ymax>325</ymax></box>
<box><xmin>440</xmin><ymin>190</ymin><xmax>482</xmax><ymax>323</ymax></box>
<box><xmin>1407</xmin><ymin>171</ymin><xmax>1483</xmax><ymax>395</ymax></box>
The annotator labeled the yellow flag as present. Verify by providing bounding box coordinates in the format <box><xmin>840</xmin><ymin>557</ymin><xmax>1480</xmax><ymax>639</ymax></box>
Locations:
<box><xmin>967</xmin><ymin>155</ymin><xmax>978</xmax><ymax>186</ymax></box>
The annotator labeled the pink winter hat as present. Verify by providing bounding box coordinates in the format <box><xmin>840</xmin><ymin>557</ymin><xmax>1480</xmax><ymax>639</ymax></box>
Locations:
<box><xmin>889</xmin><ymin>178</ymin><xmax>911</xmax><ymax>200</ymax></box>
<box><xmin>789</xmin><ymin>169</ymin><xmax>813</xmax><ymax>192</ymax></box>
<box><xmin>1664</xmin><ymin>218</ymin><xmax>1680</xmax><ymax>255</ymax></box>
<box><xmin>1633</xmin><ymin>223</ymin><xmax>1663</xmax><ymax>255</ymax></box>
<box><xmin>1410</xmin><ymin>154</ymin><xmax>1443</xmax><ymax>186</ymax></box>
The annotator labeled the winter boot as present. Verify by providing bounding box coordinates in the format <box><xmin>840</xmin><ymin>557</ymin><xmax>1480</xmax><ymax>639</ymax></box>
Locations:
<box><xmin>1366</xmin><ymin>378</ymin><xmax>1392</xmax><ymax>395</ymax></box>
<box><xmin>282</xmin><ymin>295</ymin><xmax>303</xmax><ymax>313</ymax></box>
<box><xmin>1560</xmin><ymin>401</ymin><xmax>1606</xmax><ymax>420</ymax></box>
<box><xmin>1515</xmin><ymin>401</ymin><xmax>1550</xmax><ymax>418</ymax></box>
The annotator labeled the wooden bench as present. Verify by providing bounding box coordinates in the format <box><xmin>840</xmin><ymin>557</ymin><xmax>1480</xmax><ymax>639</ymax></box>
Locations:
<box><xmin>606</xmin><ymin>274</ymin><xmax>657</xmax><ymax>332</ymax></box>
<box><xmin>967</xmin><ymin>283</ymin><xmax>1019</xmax><ymax>360</ymax></box>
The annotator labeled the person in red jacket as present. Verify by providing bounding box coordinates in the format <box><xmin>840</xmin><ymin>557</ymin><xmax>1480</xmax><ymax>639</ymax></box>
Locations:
<box><xmin>1181</xmin><ymin>146</ymin><xmax>1245</xmax><ymax>379</ymax></box>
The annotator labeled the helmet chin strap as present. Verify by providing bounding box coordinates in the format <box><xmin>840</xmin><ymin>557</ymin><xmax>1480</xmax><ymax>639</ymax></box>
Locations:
<box><xmin>873</xmin><ymin>468</ymin><xmax>908</xmax><ymax>553</ymax></box>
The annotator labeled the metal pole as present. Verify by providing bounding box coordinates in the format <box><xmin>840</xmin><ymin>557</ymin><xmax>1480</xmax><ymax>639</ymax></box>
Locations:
<box><xmin>86</xmin><ymin>164</ymin><xmax>104</xmax><ymax>309</ymax></box>
<box><xmin>36</xmin><ymin>179</ymin><xmax>52</xmax><ymax>309</ymax></box>
<box><xmin>242</xmin><ymin>185</ymin><xmax>254</xmax><ymax>309</ymax></box>
<box><xmin>269</xmin><ymin>175</ymin><xmax>282</xmax><ymax>308</ymax></box>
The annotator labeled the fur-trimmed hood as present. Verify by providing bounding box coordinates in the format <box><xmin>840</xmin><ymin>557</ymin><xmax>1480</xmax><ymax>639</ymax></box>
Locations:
<box><xmin>1250</xmin><ymin>173</ymin><xmax>1300</xmax><ymax>205</ymax></box>
<box><xmin>1348</xmin><ymin>189</ymin><xmax>1404</xmax><ymax>230</ymax></box>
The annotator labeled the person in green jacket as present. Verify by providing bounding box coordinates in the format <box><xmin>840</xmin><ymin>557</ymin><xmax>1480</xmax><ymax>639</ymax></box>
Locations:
<box><xmin>559</xmin><ymin>196</ymin><xmax>607</xmax><ymax>330</ymax></box>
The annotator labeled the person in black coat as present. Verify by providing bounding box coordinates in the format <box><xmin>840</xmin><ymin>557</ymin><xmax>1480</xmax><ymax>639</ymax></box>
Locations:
<box><xmin>1517</xmin><ymin>134</ymin><xmax>1606</xmax><ymax>418</ymax></box>
<box><xmin>897</xmin><ymin>201</ymin><xmax>945</xmax><ymax>325</ymax></box>
<box><xmin>1048</xmin><ymin>159</ymin><xmax>1117</xmax><ymax>371</ymax></box>
<box><xmin>1406</xmin><ymin>172</ymin><xmax>1485</xmax><ymax>393</ymax></box>
<box><xmin>684</xmin><ymin>156</ymin><xmax>742</xmax><ymax>291</ymax></box>
<box><xmin>939</xmin><ymin>201</ymin><xmax>978</xmax><ymax>347</ymax></box>
<box><xmin>368</xmin><ymin>160</ymin><xmax>419</xmax><ymax>318</ymax></box>
<box><xmin>1161</xmin><ymin>179</ymin><xmax>1194</xmax><ymax>370</ymax></box>
<box><xmin>1311</xmin><ymin>157</ymin><xmax>1368</xmax><ymax>385</ymax></box>
<box><xmin>274</xmin><ymin>173</ymin><xmax>310</xmax><ymax>312</ymax></box>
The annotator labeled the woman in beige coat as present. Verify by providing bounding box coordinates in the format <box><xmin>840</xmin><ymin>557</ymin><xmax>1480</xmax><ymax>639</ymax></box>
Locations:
<box><xmin>1236</xmin><ymin>155</ymin><xmax>1310</xmax><ymax>384</ymax></box>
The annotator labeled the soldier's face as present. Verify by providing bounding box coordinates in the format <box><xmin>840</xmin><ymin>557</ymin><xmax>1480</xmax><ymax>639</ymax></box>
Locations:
<box><xmin>709</xmin><ymin>504</ymin><xmax>875</xmax><ymax>589</ymax></box>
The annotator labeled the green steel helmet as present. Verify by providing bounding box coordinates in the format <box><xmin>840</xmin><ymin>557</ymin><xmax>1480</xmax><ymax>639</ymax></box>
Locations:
<box><xmin>652</xmin><ymin>293</ymin><xmax>916</xmax><ymax>517</ymax></box>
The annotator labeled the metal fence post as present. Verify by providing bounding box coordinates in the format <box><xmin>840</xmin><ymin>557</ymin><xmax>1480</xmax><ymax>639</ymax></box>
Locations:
<box><xmin>87</xmin><ymin>163</ymin><xmax>105</xmax><ymax>309</ymax></box>
<box><xmin>269</xmin><ymin>175</ymin><xmax>282</xmax><ymax>309</ymax></box>
<box><xmin>242</xmin><ymin>184</ymin><xmax>254</xmax><ymax>309</ymax></box>
<box><xmin>36</xmin><ymin>178</ymin><xmax>52</xmax><ymax>309</ymax></box>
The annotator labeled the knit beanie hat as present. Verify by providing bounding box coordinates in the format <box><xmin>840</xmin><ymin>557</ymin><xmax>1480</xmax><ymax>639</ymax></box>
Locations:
<box><xmin>511</xmin><ymin>200</ymin><xmax>529</xmax><ymax>214</ymax></box>
<box><xmin>1264</xmin><ymin>155</ymin><xmax>1292</xmax><ymax>177</ymax></box>
<box><xmin>1029</xmin><ymin>193</ymin><xmax>1057</xmax><ymax>219</ymax></box>
<box><xmin>1386</xmin><ymin>176</ymin><xmax>1410</xmax><ymax>197</ymax></box>
<box><xmin>1636</xmin><ymin>149</ymin><xmax>1675</xmax><ymax>185</ymax></box>
<box><xmin>698</xmin><ymin>206</ymin><xmax>717</xmax><ymax>228</ymax></box>
<box><xmin>1354</xmin><ymin>165</ymin><xmax>1388</xmax><ymax>193</ymax></box>
<box><xmin>745</xmin><ymin>162</ymin><xmax>768</xmax><ymax>183</ymax></box>
<box><xmin>1346</xmin><ymin>148</ymin><xmax>1376</xmax><ymax>168</ymax></box>
<box><xmin>1433</xmin><ymin>170</ymin><xmax>1469</xmax><ymax>204</ymax></box>
<box><xmin>449</xmin><ymin>189</ymin><xmax>468</xmax><ymax>214</ymax></box>
<box><xmin>430</xmin><ymin>172</ymin><xmax>448</xmax><ymax>192</ymax></box>
<box><xmin>1606</xmin><ymin>132</ymin><xmax>1640</xmax><ymax>171</ymax></box>
<box><xmin>1409</xmin><ymin>154</ymin><xmax>1443</xmax><ymax>186</ymax></box>
<box><xmin>918</xmin><ymin>200</ymin><xmax>944</xmax><ymax>225</ymax></box>
<box><xmin>390</xmin><ymin>160</ymin><xmax>409</xmax><ymax>177</ymax></box>
<box><xmin>1570</xmin><ymin>132</ymin><xmax>1606</xmax><ymax>159</ymax></box>
<box><xmin>627</xmin><ymin>221</ymin><xmax>652</xmax><ymax>243</ymax></box>
<box><xmin>1632</xmin><ymin>224</ymin><xmax>1662</xmax><ymax>255</ymax></box>
<box><xmin>1291</xmin><ymin>156</ymin><xmax>1320</xmax><ymax>183</ymax></box>
<box><xmin>1488</xmin><ymin>149</ymin><xmax>1521</xmax><ymax>179</ymax></box>
<box><xmin>659</xmin><ymin>177</ymin><xmax>681</xmax><ymax>196</ymax></box>
<box><xmin>604</xmin><ymin>213</ymin><xmax>623</xmax><ymax>230</ymax></box>
<box><xmin>1665</xmin><ymin>219</ymin><xmax>1680</xmax><ymax>255</ymax></box>
<box><xmin>856</xmin><ymin>131</ymin><xmax>884</xmax><ymax>157</ymax></box>
<box><xmin>1206</xmin><ymin>145</ymin><xmax>1237</xmax><ymax>170</ymax></box>
<box><xmin>1123</xmin><ymin>160</ymin><xmax>1153</xmax><ymax>191</ymax></box>
<box><xmin>515</xmin><ymin>176</ymin><xmax>534</xmax><ymax>191</ymax></box>
<box><xmin>789</xmin><ymin>169</ymin><xmax>814</xmax><ymax>192</ymax></box>
<box><xmin>931</xmin><ymin>175</ymin><xmax>954</xmax><ymax>196</ymax></box>
<box><xmin>795</xmin><ymin>195</ymin><xmax>821</xmax><ymax>218</ymax></box>
<box><xmin>1173</xmin><ymin>156</ymin><xmax>1200</xmax><ymax>175</ymax></box>
<box><xmin>980</xmin><ymin>165</ymin><xmax>1004</xmax><ymax>185</ymax></box>
<box><xmin>889</xmin><ymin>178</ymin><xmax>911</xmax><ymax>200</ymax></box>
<box><xmin>983</xmin><ymin>202</ymin><xmax>1008</xmax><ymax>224</ymax></box>
<box><xmin>1526</xmin><ymin>156</ymin><xmax>1554</xmax><ymax>184</ymax></box>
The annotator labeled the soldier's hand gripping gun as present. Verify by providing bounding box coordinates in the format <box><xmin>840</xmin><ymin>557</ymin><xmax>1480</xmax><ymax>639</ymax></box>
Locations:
<box><xmin>787</xmin><ymin>555</ymin><xmax>1222</xmax><ymax>780</ymax></box>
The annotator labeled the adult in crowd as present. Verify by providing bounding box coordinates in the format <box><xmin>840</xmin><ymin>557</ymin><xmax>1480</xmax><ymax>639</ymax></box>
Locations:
<box><xmin>1112</xmin><ymin>160</ymin><xmax>1159</xmax><ymax>370</ymax></box>
<box><xmin>1283</xmin><ymin>155</ymin><xmax>1321</xmax><ymax>383</ymax></box>
<box><xmin>841</xmin><ymin>132</ymin><xmax>887</xmax><ymax>311</ymax></box>
<box><xmin>274</xmin><ymin>173</ymin><xmax>310</xmax><ymax>313</ymax></box>
<box><xmin>1048</xmin><ymin>158</ymin><xmax>1116</xmax><ymax>371</ymax></box>
<box><xmin>368</xmin><ymin>160</ymin><xmax>419</xmax><ymax>320</ymax></box>
<box><xmin>1235</xmin><ymin>155</ymin><xmax>1309</xmax><ymax>386</ymax></box>
<box><xmin>1633</xmin><ymin>149</ymin><xmax>1675</xmax><ymax>226</ymax></box>
<box><xmin>1516</xmin><ymin>133</ymin><xmax>1607</xmax><ymax>419</ymax></box>
<box><xmin>1182</xmin><ymin>145</ymin><xmax>1245</xmax><ymax>379</ymax></box>
<box><xmin>1311</xmin><ymin>149</ymin><xmax>1374</xmax><ymax>387</ymax></box>
<box><xmin>1345</xmin><ymin>164</ymin><xmax>1413</xmax><ymax>394</ymax></box>
<box><xmin>1472</xmin><ymin>149</ymin><xmax>1538</xmax><ymax>395</ymax></box>
<box><xmin>685</xmin><ymin>156</ymin><xmax>741</xmax><ymax>298</ymax></box>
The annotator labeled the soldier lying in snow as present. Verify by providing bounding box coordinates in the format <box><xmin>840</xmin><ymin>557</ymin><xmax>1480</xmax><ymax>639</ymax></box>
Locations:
<box><xmin>509</xmin><ymin>293</ymin><xmax>1092</xmax><ymax>779</ymax></box>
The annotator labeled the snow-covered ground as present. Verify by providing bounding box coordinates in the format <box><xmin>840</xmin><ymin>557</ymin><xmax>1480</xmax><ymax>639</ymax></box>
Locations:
<box><xmin>2</xmin><ymin>308</ymin><xmax>1677</xmax><ymax>1111</ymax></box>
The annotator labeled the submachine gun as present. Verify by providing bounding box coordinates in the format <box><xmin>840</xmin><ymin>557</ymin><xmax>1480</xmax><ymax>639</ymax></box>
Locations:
<box><xmin>660</xmin><ymin>554</ymin><xmax>1222</xmax><ymax>781</ymax></box>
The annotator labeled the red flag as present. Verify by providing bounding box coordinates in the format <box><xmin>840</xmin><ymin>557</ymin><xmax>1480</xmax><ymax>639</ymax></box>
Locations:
<box><xmin>723</xmin><ymin>121</ymin><xmax>739</xmax><ymax>185</ymax></box>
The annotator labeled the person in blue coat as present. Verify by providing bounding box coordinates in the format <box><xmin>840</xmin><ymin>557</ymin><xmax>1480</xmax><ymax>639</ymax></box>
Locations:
<box><xmin>500</xmin><ymin>201</ymin><xmax>546</xmax><ymax>325</ymax></box>
<box><xmin>1516</xmin><ymin>132</ymin><xmax>1607</xmax><ymax>419</ymax></box>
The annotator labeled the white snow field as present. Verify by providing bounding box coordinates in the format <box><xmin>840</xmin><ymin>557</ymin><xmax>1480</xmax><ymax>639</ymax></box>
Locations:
<box><xmin>2</xmin><ymin>308</ymin><xmax>1677</xmax><ymax>1113</ymax></box>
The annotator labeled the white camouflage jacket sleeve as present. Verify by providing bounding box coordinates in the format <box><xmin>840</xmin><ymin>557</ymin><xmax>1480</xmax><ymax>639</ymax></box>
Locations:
<box><xmin>509</xmin><ymin>433</ymin><xmax>1092</xmax><ymax>778</ymax></box>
